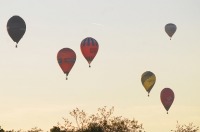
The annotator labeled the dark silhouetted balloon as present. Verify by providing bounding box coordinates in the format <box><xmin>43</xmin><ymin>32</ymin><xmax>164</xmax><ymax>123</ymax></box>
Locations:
<box><xmin>141</xmin><ymin>71</ymin><xmax>156</xmax><ymax>96</ymax></box>
<box><xmin>7</xmin><ymin>15</ymin><xmax>26</xmax><ymax>48</ymax></box>
<box><xmin>165</xmin><ymin>23</ymin><xmax>177</xmax><ymax>40</ymax></box>
<box><xmin>80</xmin><ymin>37</ymin><xmax>99</xmax><ymax>67</ymax></box>
<box><xmin>57</xmin><ymin>48</ymin><xmax>76</xmax><ymax>80</ymax></box>
<box><xmin>160</xmin><ymin>88</ymin><xmax>175</xmax><ymax>114</ymax></box>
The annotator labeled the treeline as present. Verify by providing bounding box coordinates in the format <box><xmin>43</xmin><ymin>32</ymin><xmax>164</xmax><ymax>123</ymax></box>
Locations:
<box><xmin>0</xmin><ymin>107</ymin><xmax>199</xmax><ymax>132</ymax></box>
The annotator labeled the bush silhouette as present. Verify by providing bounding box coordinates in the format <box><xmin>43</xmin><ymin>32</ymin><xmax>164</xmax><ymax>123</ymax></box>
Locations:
<box><xmin>54</xmin><ymin>106</ymin><xmax>145</xmax><ymax>132</ymax></box>
<box><xmin>1</xmin><ymin>107</ymin><xmax>199</xmax><ymax>132</ymax></box>
<box><xmin>171</xmin><ymin>121</ymin><xmax>199</xmax><ymax>132</ymax></box>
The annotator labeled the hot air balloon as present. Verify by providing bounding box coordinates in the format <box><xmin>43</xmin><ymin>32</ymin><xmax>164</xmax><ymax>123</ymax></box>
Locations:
<box><xmin>57</xmin><ymin>48</ymin><xmax>76</xmax><ymax>80</ymax></box>
<box><xmin>141</xmin><ymin>71</ymin><xmax>156</xmax><ymax>96</ymax></box>
<box><xmin>80</xmin><ymin>37</ymin><xmax>99</xmax><ymax>67</ymax></box>
<box><xmin>7</xmin><ymin>15</ymin><xmax>26</xmax><ymax>48</ymax></box>
<box><xmin>160</xmin><ymin>88</ymin><xmax>175</xmax><ymax>114</ymax></box>
<box><xmin>165</xmin><ymin>23</ymin><xmax>177</xmax><ymax>40</ymax></box>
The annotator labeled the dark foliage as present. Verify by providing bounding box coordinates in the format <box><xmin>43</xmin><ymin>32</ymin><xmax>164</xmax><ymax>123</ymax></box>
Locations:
<box><xmin>171</xmin><ymin>121</ymin><xmax>199</xmax><ymax>132</ymax></box>
<box><xmin>56</xmin><ymin>106</ymin><xmax>145</xmax><ymax>132</ymax></box>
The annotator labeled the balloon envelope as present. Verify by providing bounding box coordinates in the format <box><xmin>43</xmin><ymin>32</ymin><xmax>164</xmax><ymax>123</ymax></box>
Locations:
<box><xmin>7</xmin><ymin>15</ymin><xmax>26</xmax><ymax>47</ymax></box>
<box><xmin>160</xmin><ymin>88</ymin><xmax>175</xmax><ymax>113</ymax></box>
<box><xmin>141</xmin><ymin>71</ymin><xmax>156</xmax><ymax>96</ymax></box>
<box><xmin>57</xmin><ymin>48</ymin><xmax>76</xmax><ymax>79</ymax></box>
<box><xmin>165</xmin><ymin>23</ymin><xmax>177</xmax><ymax>39</ymax></box>
<box><xmin>80</xmin><ymin>37</ymin><xmax>99</xmax><ymax>67</ymax></box>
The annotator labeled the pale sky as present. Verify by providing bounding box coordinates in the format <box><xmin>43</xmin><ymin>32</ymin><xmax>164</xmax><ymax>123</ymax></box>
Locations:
<box><xmin>0</xmin><ymin>0</ymin><xmax>200</xmax><ymax>132</ymax></box>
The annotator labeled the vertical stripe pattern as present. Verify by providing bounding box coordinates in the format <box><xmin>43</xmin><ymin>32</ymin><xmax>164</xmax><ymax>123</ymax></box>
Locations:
<box><xmin>80</xmin><ymin>37</ymin><xmax>99</xmax><ymax>66</ymax></box>
<box><xmin>81</xmin><ymin>37</ymin><xmax>98</xmax><ymax>47</ymax></box>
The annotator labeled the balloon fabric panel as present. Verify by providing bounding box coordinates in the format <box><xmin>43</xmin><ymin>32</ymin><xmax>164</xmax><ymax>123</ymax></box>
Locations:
<box><xmin>165</xmin><ymin>23</ymin><xmax>177</xmax><ymax>39</ymax></box>
<box><xmin>80</xmin><ymin>37</ymin><xmax>99</xmax><ymax>66</ymax></box>
<box><xmin>141</xmin><ymin>71</ymin><xmax>156</xmax><ymax>93</ymax></box>
<box><xmin>57</xmin><ymin>48</ymin><xmax>76</xmax><ymax>76</ymax></box>
<box><xmin>7</xmin><ymin>15</ymin><xmax>26</xmax><ymax>47</ymax></box>
<box><xmin>160</xmin><ymin>88</ymin><xmax>175</xmax><ymax>112</ymax></box>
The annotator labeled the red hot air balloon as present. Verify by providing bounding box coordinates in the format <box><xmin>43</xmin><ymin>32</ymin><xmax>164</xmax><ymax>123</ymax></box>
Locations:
<box><xmin>160</xmin><ymin>88</ymin><xmax>175</xmax><ymax>114</ymax></box>
<box><xmin>57</xmin><ymin>48</ymin><xmax>76</xmax><ymax>80</ymax></box>
<box><xmin>80</xmin><ymin>37</ymin><xmax>99</xmax><ymax>67</ymax></box>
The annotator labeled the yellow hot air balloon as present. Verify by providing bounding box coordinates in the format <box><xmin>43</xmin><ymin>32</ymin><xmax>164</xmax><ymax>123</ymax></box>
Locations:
<box><xmin>141</xmin><ymin>71</ymin><xmax>156</xmax><ymax>96</ymax></box>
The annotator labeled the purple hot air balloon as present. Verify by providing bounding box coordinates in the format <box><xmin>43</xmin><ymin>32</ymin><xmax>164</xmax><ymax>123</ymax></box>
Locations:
<box><xmin>160</xmin><ymin>88</ymin><xmax>175</xmax><ymax>114</ymax></box>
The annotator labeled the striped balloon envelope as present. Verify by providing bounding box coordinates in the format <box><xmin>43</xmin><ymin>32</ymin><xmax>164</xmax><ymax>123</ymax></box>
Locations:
<box><xmin>141</xmin><ymin>71</ymin><xmax>156</xmax><ymax>96</ymax></box>
<box><xmin>57</xmin><ymin>48</ymin><xmax>76</xmax><ymax>80</ymax></box>
<box><xmin>80</xmin><ymin>37</ymin><xmax>99</xmax><ymax>67</ymax></box>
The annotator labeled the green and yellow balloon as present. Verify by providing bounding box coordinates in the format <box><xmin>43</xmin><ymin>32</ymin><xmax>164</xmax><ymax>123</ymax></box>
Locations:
<box><xmin>141</xmin><ymin>71</ymin><xmax>156</xmax><ymax>96</ymax></box>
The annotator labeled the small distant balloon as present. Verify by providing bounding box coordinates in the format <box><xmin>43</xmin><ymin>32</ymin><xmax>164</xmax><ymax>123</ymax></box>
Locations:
<box><xmin>7</xmin><ymin>15</ymin><xmax>26</xmax><ymax>48</ymax></box>
<box><xmin>160</xmin><ymin>88</ymin><xmax>175</xmax><ymax>114</ymax></box>
<box><xmin>57</xmin><ymin>48</ymin><xmax>76</xmax><ymax>80</ymax></box>
<box><xmin>165</xmin><ymin>23</ymin><xmax>177</xmax><ymax>40</ymax></box>
<box><xmin>80</xmin><ymin>37</ymin><xmax>99</xmax><ymax>68</ymax></box>
<box><xmin>141</xmin><ymin>71</ymin><xmax>156</xmax><ymax>96</ymax></box>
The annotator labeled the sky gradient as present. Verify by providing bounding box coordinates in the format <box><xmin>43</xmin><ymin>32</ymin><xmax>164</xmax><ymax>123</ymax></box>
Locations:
<box><xmin>0</xmin><ymin>0</ymin><xmax>200</xmax><ymax>132</ymax></box>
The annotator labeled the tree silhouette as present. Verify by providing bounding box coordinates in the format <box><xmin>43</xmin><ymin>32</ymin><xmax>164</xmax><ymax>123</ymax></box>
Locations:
<box><xmin>1</xmin><ymin>108</ymin><xmax>199</xmax><ymax>132</ymax></box>
<box><xmin>0</xmin><ymin>126</ymin><xmax>5</xmax><ymax>132</ymax></box>
<box><xmin>27</xmin><ymin>127</ymin><xmax>43</xmax><ymax>132</ymax></box>
<box><xmin>171</xmin><ymin>121</ymin><xmax>199</xmax><ymax>132</ymax></box>
<box><xmin>56</xmin><ymin>106</ymin><xmax>145</xmax><ymax>132</ymax></box>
